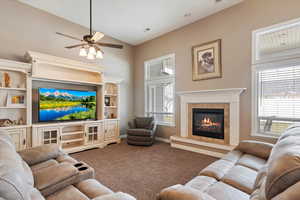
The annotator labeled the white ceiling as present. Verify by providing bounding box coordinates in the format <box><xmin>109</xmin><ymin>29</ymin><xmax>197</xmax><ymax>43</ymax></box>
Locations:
<box><xmin>18</xmin><ymin>0</ymin><xmax>243</xmax><ymax>45</ymax></box>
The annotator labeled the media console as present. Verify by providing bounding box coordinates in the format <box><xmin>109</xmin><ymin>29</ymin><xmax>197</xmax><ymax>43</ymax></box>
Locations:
<box><xmin>0</xmin><ymin>51</ymin><xmax>121</xmax><ymax>153</ymax></box>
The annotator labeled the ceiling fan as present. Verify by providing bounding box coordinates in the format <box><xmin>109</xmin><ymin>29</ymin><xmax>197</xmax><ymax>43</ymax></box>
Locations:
<box><xmin>56</xmin><ymin>0</ymin><xmax>123</xmax><ymax>60</ymax></box>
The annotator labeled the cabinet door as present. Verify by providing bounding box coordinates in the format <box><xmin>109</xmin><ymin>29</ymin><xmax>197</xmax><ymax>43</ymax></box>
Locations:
<box><xmin>104</xmin><ymin>121</ymin><xmax>118</xmax><ymax>141</ymax></box>
<box><xmin>41</xmin><ymin>128</ymin><xmax>60</xmax><ymax>145</ymax></box>
<box><xmin>85</xmin><ymin>125</ymin><xmax>98</xmax><ymax>145</ymax></box>
<box><xmin>6</xmin><ymin>128</ymin><xmax>27</xmax><ymax>151</ymax></box>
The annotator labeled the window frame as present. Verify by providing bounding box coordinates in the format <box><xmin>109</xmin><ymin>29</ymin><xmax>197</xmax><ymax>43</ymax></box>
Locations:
<box><xmin>251</xmin><ymin>18</ymin><xmax>300</xmax><ymax>138</ymax></box>
<box><xmin>144</xmin><ymin>54</ymin><xmax>176</xmax><ymax>127</ymax></box>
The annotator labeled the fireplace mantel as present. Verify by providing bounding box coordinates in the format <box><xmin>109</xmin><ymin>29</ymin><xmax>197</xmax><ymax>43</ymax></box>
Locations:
<box><xmin>171</xmin><ymin>88</ymin><xmax>246</xmax><ymax>157</ymax></box>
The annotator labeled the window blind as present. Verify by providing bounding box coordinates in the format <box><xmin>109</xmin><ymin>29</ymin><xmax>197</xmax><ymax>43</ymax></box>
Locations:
<box><xmin>259</xmin><ymin>65</ymin><xmax>300</xmax><ymax>120</ymax></box>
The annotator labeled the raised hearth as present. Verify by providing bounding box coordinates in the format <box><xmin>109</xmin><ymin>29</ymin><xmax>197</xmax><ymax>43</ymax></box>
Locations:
<box><xmin>171</xmin><ymin>88</ymin><xmax>246</xmax><ymax>158</ymax></box>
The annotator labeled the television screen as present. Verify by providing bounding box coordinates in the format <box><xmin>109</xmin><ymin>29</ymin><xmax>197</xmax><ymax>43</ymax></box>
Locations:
<box><xmin>38</xmin><ymin>88</ymin><xmax>97</xmax><ymax>122</ymax></box>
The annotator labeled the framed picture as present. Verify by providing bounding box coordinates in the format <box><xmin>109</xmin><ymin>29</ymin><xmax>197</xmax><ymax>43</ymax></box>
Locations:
<box><xmin>6</xmin><ymin>94</ymin><xmax>25</xmax><ymax>107</ymax></box>
<box><xmin>192</xmin><ymin>39</ymin><xmax>222</xmax><ymax>81</ymax></box>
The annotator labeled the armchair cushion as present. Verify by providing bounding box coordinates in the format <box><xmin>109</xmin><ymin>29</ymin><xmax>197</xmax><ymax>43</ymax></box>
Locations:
<box><xmin>19</xmin><ymin>144</ymin><xmax>62</xmax><ymax>166</ymax></box>
<box><xmin>135</xmin><ymin>117</ymin><xmax>154</xmax><ymax>129</ymax></box>
<box><xmin>92</xmin><ymin>192</ymin><xmax>136</xmax><ymax>200</ymax></box>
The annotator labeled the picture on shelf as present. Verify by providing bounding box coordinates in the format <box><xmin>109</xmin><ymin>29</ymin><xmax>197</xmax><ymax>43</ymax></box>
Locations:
<box><xmin>39</xmin><ymin>88</ymin><xmax>97</xmax><ymax>122</ymax></box>
<box><xmin>7</xmin><ymin>94</ymin><xmax>25</xmax><ymax>107</ymax></box>
<box><xmin>105</xmin><ymin>96</ymin><xmax>110</xmax><ymax>106</ymax></box>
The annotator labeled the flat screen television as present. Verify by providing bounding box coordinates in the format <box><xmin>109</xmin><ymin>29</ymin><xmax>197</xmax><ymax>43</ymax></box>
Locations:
<box><xmin>38</xmin><ymin>88</ymin><xmax>97</xmax><ymax>122</ymax></box>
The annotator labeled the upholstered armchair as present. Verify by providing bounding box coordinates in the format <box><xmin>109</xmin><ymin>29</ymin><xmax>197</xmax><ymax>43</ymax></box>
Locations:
<box><xmin>127</xmin><ymin>117</ymin><xmax>157</xmax><ymax>146</ymax></box>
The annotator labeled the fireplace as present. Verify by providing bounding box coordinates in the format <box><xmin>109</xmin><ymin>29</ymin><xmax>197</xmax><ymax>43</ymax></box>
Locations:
<box><xmin>192</xmin><ymin>108</ymin><xmax>225</xmax><ymax>139</ymax></box>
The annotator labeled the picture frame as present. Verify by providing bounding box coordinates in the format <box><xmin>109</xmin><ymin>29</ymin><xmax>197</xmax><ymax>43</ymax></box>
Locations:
<box><xmin>6</xmin><ymin>94</ymin><xmax>26</xmax><ymax>108</ymax></box>
<box><xmin>192</xmin><ymin>39</ymin><xmax>222</xmax><ymax>81</ymax></box>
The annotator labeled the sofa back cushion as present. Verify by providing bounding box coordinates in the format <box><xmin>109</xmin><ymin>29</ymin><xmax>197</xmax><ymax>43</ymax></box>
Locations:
<box><xmin>265</xmin><ymin>127</ymin><xmax>300</xmax><ymax>200</ymax></box>
<box><xmin>0</xmin><ymin>133</ymin><xmax>31</xmax><ymax>200</ymax></box>
<box><xmin>135</xmin><ymin>117</ymin><xmax>154</xmax><ymax>129</ymax></box>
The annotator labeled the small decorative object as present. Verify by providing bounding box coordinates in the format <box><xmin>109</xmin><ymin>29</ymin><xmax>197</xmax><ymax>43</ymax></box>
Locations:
<box><xmin>111</xmin><ymin>113</ymin><xmax>115</xmax><ymax>119</ymax></box>
<box><xmin>7</xmin><ymin>94</ymin><xmax>25</xmax><ymax>107</ymax></box>
<box><xmin>105</xmin><ymin>97</ymin><xmax>110</xmax><ymax>106</ymax></box>
<box><xmin>192</xmin><ymin>39</ymin><xmax>222</xmax><ymax>81</ymax></box>
<box><xmin>18</xmin><ymin>118</ymin><xmax>24</xmax><ymax>125</ymax></box>
<box><xmin>4</xmin><ymin>72</ymin><xmax>11</xmax><ymax>88</ymax></box>
<box><xmin>0</xmin><ymin>119</ymin><xmax>13</xmax><ymax>127</ymax></box>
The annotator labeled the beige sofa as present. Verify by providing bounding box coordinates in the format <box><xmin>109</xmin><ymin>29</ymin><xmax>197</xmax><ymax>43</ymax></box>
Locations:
<box><xmin>0</xmin><ymin>133</ymin><xmax>136</xmax><ymax>200</ymax></box>
<box><xmin>157</xmin><ymin>126</ymin><xmax>300</xmax><ymax>200</ymax></box>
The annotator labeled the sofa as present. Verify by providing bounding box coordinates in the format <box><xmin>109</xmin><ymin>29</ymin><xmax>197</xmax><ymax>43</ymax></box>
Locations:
<box><xmin>157</xmin><ymin>126</ymin><xmax>300</xmax><ymax>200</ymax></box>
<box><xmin>127</xmin><ymin>117</ymin><xmax>157</xmax><ymax>146</ymax></box>
<box><xmin>0</xmin><ymin>133</ymin><xmax>136</xmax><ymax>200</ymax></box>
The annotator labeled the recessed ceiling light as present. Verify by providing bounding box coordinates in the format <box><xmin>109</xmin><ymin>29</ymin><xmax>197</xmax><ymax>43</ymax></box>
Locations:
<box><xmin>184</xmin><ymin>13</ymin><xmax>192</xmax><ymax>17</ymax></box>
<box><xmin>144</xmin><ymin>28</ymin><xmax>151</xmax><ymax>32</ymax></box>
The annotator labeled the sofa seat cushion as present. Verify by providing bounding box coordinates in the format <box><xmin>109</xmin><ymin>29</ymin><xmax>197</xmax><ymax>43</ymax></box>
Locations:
<box><xmin>158</xmin><ymin>184</ymin><xmax>216</xmax><ymax>200</ymax></box>
<box><xmin>222</xmin><ymin>150</ymin><xmax>243</xmax><ymax>163</ymax></box>
<box><xmin>199</xmin><ymin>159</ymin><xmax>234</xmax><ymax>180</ymax></box>
<box><xmin>237</xmin><ymin>154</ymin><xmax>267</xmax><ymax>171</ymax></box>
<box><xmin>75</xmin><ymin>179</ymin><xmax>113</xmax><ymax>199</ymax></box>
<box><xmin>31</xmin><ymin>159</ymin><xmax>59</xmax><ymax>173</ymax></box>
<box><xmin>207</xmin><ymin>182</ymin><xmax>249</xmax><ymax>200</ymax></box>
<box><xmin>185</xmin><ymin>176</ymin><xmax>217</xmax><ymax>192</ymax></box>
<box><xmin>221</xmin><ymin>165</ymin><xmax>257</xmax><ymax>194</ymax></box>
<box><xmin>92</xmin><ymin>192</ymin><xmax>136</xmax><ymax>200</ymax></box>
<box><xmin>46</xmin><ymin>185</ymin><xmax>89</xmax><ymax>200</ymax></box>
<box><xmin>34</xmin><ymin>163</ymin><xmax>78</xmax><ymax>191</ymax></box>
<box><xmin>127</xmin><ymin>129</ymin><xmax>153</xmax><ymax>136</ymax></box>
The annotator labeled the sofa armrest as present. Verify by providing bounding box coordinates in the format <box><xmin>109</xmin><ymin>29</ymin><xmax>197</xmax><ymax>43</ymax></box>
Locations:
<box><xmin>92</xmin><ymin>192</ymin><xmax>136</xmax><ymax>200</ymax></box>
<box><xmin>157</xmin><ymin>185</ymin><xmax>216</xmax><ymax>200</ymax></box>
<box><xmin>19</xmin><ymin>144</ymin><xmax>63</xmax><ymax>166</ymax></box>
<box><xmin>235</xmin><ymin>140</ymin><xmax>274</xmax><ymax>160</ymax></box>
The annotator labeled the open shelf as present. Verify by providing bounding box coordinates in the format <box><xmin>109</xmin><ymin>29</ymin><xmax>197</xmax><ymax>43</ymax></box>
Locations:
<box><xmin>61</xmin><ymin>131</ymin><xmax>84</xmax><ymax>136</ymax></box>
<box><xmin>61</xmin><ymin>138</ymin><xmax>84</xmax><ymax>144</ymax></box>
<box><xmin>0</xmin><ymin>106</ymin><xmax>26</xmax><ymax>109</ymax></box>
<box><xmin>0</xmin><ymin>87</ymin><xmax>26</xmax><ymax>91</ymax></box>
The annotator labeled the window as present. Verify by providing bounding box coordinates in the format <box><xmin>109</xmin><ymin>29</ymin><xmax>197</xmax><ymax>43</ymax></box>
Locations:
<box><xmin>252</xmin><ymin>18</ymin><xmax>300</xmax><ymax>137</ymax></box>
<box><xmin>144</xmin><ymin>54</ymin><xmax>175</xmax><ymax>126</ymax></box>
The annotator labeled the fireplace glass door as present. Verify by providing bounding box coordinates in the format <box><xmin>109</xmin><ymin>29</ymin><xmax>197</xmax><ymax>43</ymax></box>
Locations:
<box><xmin>192</xmin><ymin>108</ymin><xmax>225</xmax><ymax>139</ymax></box>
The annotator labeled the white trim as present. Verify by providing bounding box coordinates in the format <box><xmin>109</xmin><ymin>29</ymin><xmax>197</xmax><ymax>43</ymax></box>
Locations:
<box><xmin>171</xmin><ymin>136</ymin><xmax>235</xmax><ymax>151</ymax></box>
<box><xmin>252</xmin><ymin>17</ymin><xmax>300</xmax><ymax>65</ymax></box>
<box><xmin>176</xmin><ymin>88</ymin><xmax>246</xmax><ymax>95</ymax></box>
<box><xmin>171</xmin><ymin>143</ymin><xmax>225</xmax><ymax>158</ymax></box>
<box><xmin>156</xmin><ymin>137</ymin><xmax>170</xmax><ymax>143</ymax></box>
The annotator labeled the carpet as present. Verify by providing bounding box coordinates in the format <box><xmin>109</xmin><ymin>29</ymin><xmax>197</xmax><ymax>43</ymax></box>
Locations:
<box><xmin>71</xmin><ymin>140</ymin><xmax>217</xmax><ymax>200</ymax></box>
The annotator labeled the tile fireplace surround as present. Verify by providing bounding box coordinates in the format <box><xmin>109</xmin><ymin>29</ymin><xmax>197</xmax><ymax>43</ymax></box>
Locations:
<box><xmin>171</xmin><ymin>88</ymin><xmax>246</xmax><ymax>158</ymax></box>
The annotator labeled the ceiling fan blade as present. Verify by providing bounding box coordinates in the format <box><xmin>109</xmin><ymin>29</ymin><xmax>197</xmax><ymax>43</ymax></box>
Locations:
<box><xmin>65</xmin><ymin>44</ymin><xmax>86</xmax><ymax>49</ymax></box>
<box><xmin>91</xmin><ymin>32</ymin><xmax>105</xmax><ymax>42</ymax></box>
<box><xmin>56</xmin><ymin>32</ymin><xmax>83</xmax><ymax>42</ymax></box>
<box><xmin>96</xmin><ymin>42</ymin><xmax>123</xmax><ymax>49</ymax></box>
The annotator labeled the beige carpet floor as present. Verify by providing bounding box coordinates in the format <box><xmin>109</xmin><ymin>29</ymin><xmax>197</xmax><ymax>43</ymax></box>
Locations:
<box><xmin>71</xmin><ymin>140</ymin><xmax>217</xmax><ymax>200</ymax></box>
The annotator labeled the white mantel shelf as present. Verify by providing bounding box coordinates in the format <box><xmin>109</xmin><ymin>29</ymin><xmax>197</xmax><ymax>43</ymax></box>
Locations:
<box><xmin>172</xmin><ymin>88</ymin><xmax>246</xmax><ymax>158</ymax></box>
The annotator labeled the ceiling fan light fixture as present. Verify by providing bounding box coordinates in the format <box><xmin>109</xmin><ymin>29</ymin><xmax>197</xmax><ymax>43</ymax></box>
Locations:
<box><xmin>87</xmin><ymin>52</ymin><xmax>95</xmax><ymax>60</ymax></box>
<box><xmin>88</xmin><ymin>46</ymin><xmax>97</xmax><ymax>55</ymax></box>
<box><xmin>96</xmin><ymin>50</ymin><xmax>103</xmax><ymax>59</ymax></box>
<box><xmin>79</xmin><ymin>47</ymin><xmax>88</xmax><ymax>57</ymax></box>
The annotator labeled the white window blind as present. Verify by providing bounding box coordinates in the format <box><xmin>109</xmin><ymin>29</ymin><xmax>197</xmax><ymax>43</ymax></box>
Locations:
<box><xmin>256</xmin><ymin>62</ymin><xmax>300</xmax><ymax>135</ymax></box>
<box><xmin>145</xmin><ymin>54</ymin><xmax>175</xmax><ymax>126</ymax></box>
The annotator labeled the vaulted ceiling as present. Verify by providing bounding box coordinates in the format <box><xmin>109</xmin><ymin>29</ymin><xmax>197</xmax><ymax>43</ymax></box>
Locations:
<box><xmin>18</xmin><ymin>0</ymin><xmax>243</xmax><ymax>45</ymax></box>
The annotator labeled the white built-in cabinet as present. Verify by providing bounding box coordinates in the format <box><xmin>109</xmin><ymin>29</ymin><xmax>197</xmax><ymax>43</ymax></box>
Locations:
<box><xmin>0</xmin><ymin>52</ymin><xmax>122</xmax><ymax>153</ymax></box>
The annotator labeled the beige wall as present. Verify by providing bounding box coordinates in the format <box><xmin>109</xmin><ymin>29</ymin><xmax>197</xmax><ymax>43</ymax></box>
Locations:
<box><xmin>0</xmin><ymin>0</ymin><xmax>134</xmax><ymax>134</ymax></box>
<box><xmin>133</xmin><ymin>0</ymin><xmax>300</xmax><ymax>142</ymax></box>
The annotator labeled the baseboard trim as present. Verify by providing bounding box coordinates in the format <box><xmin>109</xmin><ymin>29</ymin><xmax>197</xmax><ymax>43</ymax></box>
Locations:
<box><xmin>156</xmin><ymin>137</ymin><xmax>170</xmax><ymax>143</ymax></box>
<box><xmin>171</xmin><ymin>143</ymin><xmax>225</xmax><ymax>158</ymax></box>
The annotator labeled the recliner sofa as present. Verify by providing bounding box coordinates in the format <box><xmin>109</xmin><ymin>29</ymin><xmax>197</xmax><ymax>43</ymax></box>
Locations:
<box><xmin>157</xmin><ymin>126</ymin><xmax>300</xmax><ymax>200</ymax></box>
<box><xmin>0</xmin><ymin>133</ymin><xmax>136</xmax><ymax>200</ymax></box>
